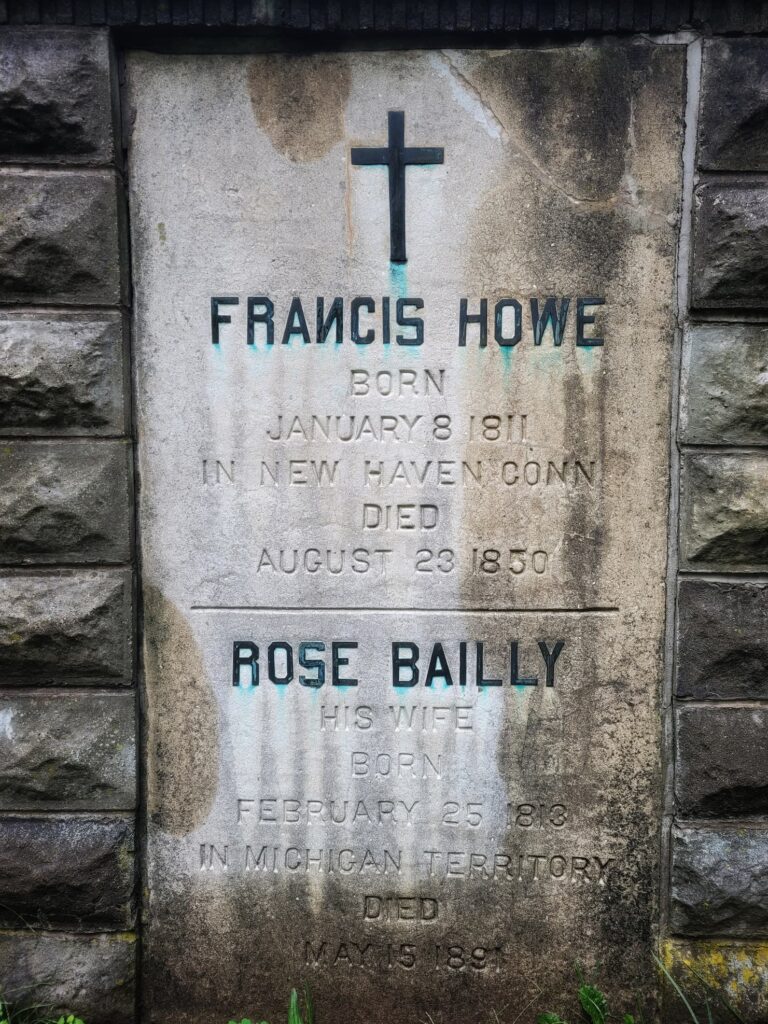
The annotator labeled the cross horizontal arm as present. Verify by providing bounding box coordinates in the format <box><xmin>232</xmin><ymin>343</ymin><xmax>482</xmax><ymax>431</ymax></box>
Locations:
<box><xmin>351</xmin><ymin>147</ymin><xmax>390</xmax><ymax>165</ymax></box>
<box><xmin>403</xmin><ymin>147</ymin><xmax>445</xmax><ymax>164</ymax></box>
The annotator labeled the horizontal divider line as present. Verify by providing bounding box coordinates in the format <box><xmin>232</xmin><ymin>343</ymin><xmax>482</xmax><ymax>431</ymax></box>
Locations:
<box><xmin>191</xmin><ymin>605</ymin><xmax>620</xmax><ymax>614</ymax></box>
<box><xmin>674</xmin><ymin>699</ymin><xmax>768</xmax><ymax>709</ymax></box>
<box><xmin>0</xmin><ymin>435</ymin><xmax>132</xmax><ymax>442</ymax></box>
<box><xmin>685</xmin><ymin>314</ymin><xmax>768</xmax><ymax>324</ymax></box>
<box><xmin>0</xmin><ymin>565</ymin><xmax>132</xmax><ymax>575</ymax></box>
<box><xmin>678</xmin><ymin>571</ymin><xmax>768</xmax><ymax>581</ymax></box>
<box><xmin>672</xmin><ymin>818</ymin><xmax>768</xmax><ymax>830</ymax></box>
<box><xmin>0</xmin><ymin>687</ymin><xmax>136</xmax><ymax>697</ymax></box>
<box><xmin>0</xmin><ymin>809</ymin><xmax>135</xmax><ymax>819</ymax></box>
<box><xmin>0</xmin><ymin>303</ymin><xmax>128</xmax><ymax>314</ymax></box>
<box><xmin>0</xmin><ymin>163</ymin><xmax>120</xmax><ymax>174</ymax></box>
<box><xmin>679</xmin><ymin>442</ymin><xmax>768</xmax><ymax>453</ymax></box>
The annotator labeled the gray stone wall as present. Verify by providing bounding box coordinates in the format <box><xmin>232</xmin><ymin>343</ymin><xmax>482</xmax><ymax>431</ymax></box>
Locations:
<box><xmin>0</xmin><ymin>27</ymin><xmax>135</xmax><ymax>1024</ymax></box>
<box><xmin>665</xmin><ymin>36</ymin><xmax>768</xmax><ymax>1022</ymax></box>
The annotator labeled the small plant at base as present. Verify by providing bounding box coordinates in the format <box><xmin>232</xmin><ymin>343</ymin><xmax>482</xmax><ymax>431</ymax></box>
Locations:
<box><xmin>227</xmin><ymin>986</ymin><xmax>313</xmax><ymax>1024</ymax></box>
<box><xmin>0</xmin><ymin>1000</ymin><xmax>85</xmax><ymax>1024</ymax></box>
<box><xmin>536</xmin><ymin>978</ymin><xmax>636</xmax><ymax>1024</ymax></box>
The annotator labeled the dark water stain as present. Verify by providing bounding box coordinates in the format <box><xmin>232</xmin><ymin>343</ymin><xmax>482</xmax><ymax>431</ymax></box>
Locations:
<box><xmin>143</xmin><ymin>585</ymin><xmax>218</xmax><ymax>835</ymax></box>
<box><xmin>460</xmin><ymin>44</ymin><xmax>636</xmax><ymax>201</ymax></box>
<box><xmin>247</xmin><ymin>54</ymin><xmax>351</xmax><ymax>163</ymax></box>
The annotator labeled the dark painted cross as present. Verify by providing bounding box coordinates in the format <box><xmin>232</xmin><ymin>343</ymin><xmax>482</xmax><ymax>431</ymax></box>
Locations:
<box><xmin>351</xmin><ymin>111</ymin><xmax>444</xmax><ymax>263</ymax></box>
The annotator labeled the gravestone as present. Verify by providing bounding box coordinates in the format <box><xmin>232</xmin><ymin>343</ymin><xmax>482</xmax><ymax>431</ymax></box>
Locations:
<box><xmin>127</xmin><ymin>44</ymin><xmax>684</xmax><ymax>1023</ymax></box>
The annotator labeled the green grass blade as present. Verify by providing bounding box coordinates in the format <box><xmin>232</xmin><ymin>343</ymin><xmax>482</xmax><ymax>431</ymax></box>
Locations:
<box><xmin>653</xmin><ymin>954</ymin><xmax>700</xmax><ymax>1024</ymax></box>
<box><xmin>287</xmin><ymin>990</ymin><xmax>300</xmax><ymax>1024</ymax></box>
<box><xmin>578</xmin><ymin>984</ymin><xmax>607</xmax><ymax>1024</ymax></box>
<box><xmin>302</xmin><ymin>987</ymin><xmax>313</xmax><ymax>1024</ymax></box>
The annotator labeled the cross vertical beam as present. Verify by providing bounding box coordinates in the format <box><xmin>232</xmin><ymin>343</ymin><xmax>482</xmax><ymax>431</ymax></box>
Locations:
<box><xmin>351</xmin><ymin>110</ymin><xmax>444</xmax><ymax>263</ymax></box>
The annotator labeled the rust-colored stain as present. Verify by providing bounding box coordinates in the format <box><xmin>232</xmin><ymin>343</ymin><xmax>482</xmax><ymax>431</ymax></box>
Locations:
<box><xmin>247</xmin><ymin>54</ymin><xmax>351</xmax><ymax>163</ymax></box>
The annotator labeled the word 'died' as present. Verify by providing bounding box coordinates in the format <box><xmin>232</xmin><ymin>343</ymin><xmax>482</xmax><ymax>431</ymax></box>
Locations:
<box><xmin>363</xmin><ymin>896</ymin><xmax>438</xmax><ymax>921</ymax></box>
<box><xmin>232</xmin><ymin>640</ymin><xmax>566</xmax><ymax>688</ymax></box>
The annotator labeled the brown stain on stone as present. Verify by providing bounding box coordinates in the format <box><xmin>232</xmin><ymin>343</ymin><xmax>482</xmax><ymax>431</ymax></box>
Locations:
<box><xmin>247</xmin><ymin>55</ymin><xmax>350</xmax><ymax>163</ymax></box>
<box><xmin>143</xmin><ymin>586</ymin><xmax>218</xmax><ymax>835</ymax></box>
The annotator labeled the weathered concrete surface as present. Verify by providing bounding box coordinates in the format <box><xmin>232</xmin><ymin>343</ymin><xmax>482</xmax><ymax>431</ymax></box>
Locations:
<box><xmin>661</xmin><ymin>939</ymin><xmax>768</xmax><ymax>1024</ymax></box>
<box><xmin>0</xmin><ymin>569</ymin><xmax>133</xmax><ymax>685</ymax></box>
<box><xmin>0</xmin><ymin>313</ymin><xmax>128</xmax><ymax>435</ymax></box>
<box><xmin>0</xmin><ymin>440</ymin><xmax>131</xmax><ymax>564</ymax></box>
<box><xmin>680</xmin><ymin>453</ymin><xmax>768</xmax><ymax>572</ymax></box>
<box><xmin>0</xmin><ymin>28</ymin><xmax>114</xmax><ymax>163</ymax></box>
<box><xmin>691</xmin><ymin>181</ymin><xmax>768</xmax><ymax>309</ymax></box>
<box><xmin>671</xmin><ymin>825</ymin><xmax>768</xmax><ymax>937</ymax></box>
<box><xmin>128</xmin><ymin>44</ymin><xmax>684</xmax><ymax>1023</ymax></box>
<box><xmin>0</xmin><ymin>814</ymin><xmax>135</xmax><ymax>930</ymax></box>
<box><xmin>675</xmin><ymin>706</ymin><xmax>768</xmax><ymax>818</ymax></box>
<box><xmin>0</xmin><ymin>692</ymin><xmax>136</xmax><ymax>810</ymax></box>
<box><xmin>0</xmin><ymin>170</ymin><xmax>124</xmax><ymax>305</ymax></box>
<box><xmin>680</xmin><ymin>324</ymin><xmax>768</xmax><ymax>445</ymax></box>
<box><xmin>676</xmin><ymin>579</ymin><xmax>768</xmax><ymax>700</ymax></box>
<box><xmin>0</xmin><ymin>931</ymin><xmax>135</xmax><ymax>1024</ymax></box>
<box><xmin>698</xmin><ymin>39</ymin><xmax>768</xmax><ymax>172</ymax></box>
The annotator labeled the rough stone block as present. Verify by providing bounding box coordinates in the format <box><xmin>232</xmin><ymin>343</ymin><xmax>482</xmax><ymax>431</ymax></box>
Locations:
<box><xmin>671</xmin><ymin>825</ymin><xmax>768</xmax><ymax>937</ymax></box>
<box><xmin>0</xmin><ymin>932</ymin><xmax>135</xmax><ymax>1024</ymax></box>
<box><xmin>0</xmin><ymin>171</ymin><xmax>124</xmax><ymax>305</ymax></box>
<box><xmin>676</xmin><ymin>579</ymin><xmax>768</xmax><ymax>700</ymax></box>
<box><xmin>680</xmin><ymin>453</ymin><xmax>768</xmax><ymax>572</ymax></box>
<box><xmin>660</xmin><ymin>939</ymin><xmax>768</xmax><ymax>1024</ymax></box>
<box><xmin>675</xmin><ymin>706</ymin><xmax>768</xmax><ymax>817</ymax></box>
<box><xmin>0</xmin><ymin>440</ymin><xmax>131</xmax><ymax>564</ymax></box>
<box><xmin>0</xmin><ymin>313</ymin><xmax>128</xmax><ymax>435</ymax></box>
<box><xmin>0</xmin><ymin>569</ymin><xmax>133</xmax><ymax>685</ymax></box>
<box><xmin>0</xmin><ymin>814</ymin><xmax>135</xmax><ymax>930</ymax></box>
<box><xmin>680</xmin><ymin>324</ymin><xmax>768</xmax><ymax>445</ymax></box>
<box><xmin>0</xmin><ymin>28</ymin><xmax>114</xmax><ymax>163</ymax></box>
<box><xmin>698</xmin><ymin>39</ymin><xmax>768</xmax><ymax>171</ymax></box>
<box><xmin>0</xmin><ymin>692</ymin><xmax>135</xmax><ymax>810</ymax></box>
<box><xmin>691</xmin><ymin>181</ymin><xmax>768</xmax><ymax>309</ymax></box>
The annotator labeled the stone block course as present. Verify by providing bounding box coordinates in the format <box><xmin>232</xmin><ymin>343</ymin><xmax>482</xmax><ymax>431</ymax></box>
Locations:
<box><xmin>0</xmin><ymin>931</ymin><xmax>135</xmax><ymax>1024</ymax></box>
<box><xmin>660</xmin><ymin>939</ymin><xmax>768</xmax><ymax>1024</ymax></box>
<box><xmin>0</xmin><ymin>440</ymin><xmax>131</xmax><ymax>564</ymax></box>
<box><xmin>679</xmin><ymin>452</ymin><xmax>768</xmax><ymax>571</ymax></box>
<box><xmin>691</xmin><ymin>181</ymin><xmax>768</xmax><ymax>309</ymax></box>
<box><xmin>0</xmin><ymin>691</ymin><xmax>135</xmax><ymax>810</ymax></box>
<box><xmin>0</xmin><ymin>814</ymin><xmax>135</xmax><ymax>930</ymax></box>
<box><xmin>698</xmin><ymin>39</ymin><xmax>768</xmax><ymax>171</ymax></box>
<box><xmin>0</xmin><ymin>569</ymin><xmax>133</xmax><ymax>685</ymax></box>
<box><xmin>680</xmin><ymin>324</ymin><xmax>768</xmax><ymax>446</ymax></box>
<box><xmin>0</xmin><ymin>28</ymin><xmax>114</xmax><ymax>163</ymax></box>
<box><xmin>671</xmin><ymin>824</ymin><xmax>768</xmax><ymax>937</ymax></box>
<box><xmin>0</xmin><ymin>313</ymin><xmax>128</xmax><ymax>435</ymax></box>
<box><xmin>0</xmin><ymin>170</ymin><xmax>124</xmax><ymax>305</ymax></box>
<box><xmin>676</xmin><ymin>579</ymin><xmax>768</xmax><ymax>700</ymax></box>
<box><xmin>675</xmin><ymin>706</ymin><xmax>768</xmax><ymax>817</ymax></box>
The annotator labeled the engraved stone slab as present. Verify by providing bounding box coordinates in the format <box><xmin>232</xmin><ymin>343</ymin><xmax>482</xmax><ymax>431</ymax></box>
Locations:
<box><xmin>127</xmin><ymin>45</ymin><xmax>684</xmax><ymax>1023</ymax></box>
